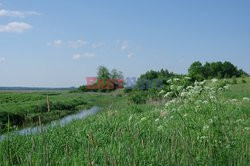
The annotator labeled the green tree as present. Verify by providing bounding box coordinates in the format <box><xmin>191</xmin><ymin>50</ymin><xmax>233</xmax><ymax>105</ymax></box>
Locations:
<box><xmin>188</xmin><ymin>61</ymin><xmax>204</xmax><ymax>81</ymax></box>
<box><xmin>222</xmin><ymin>61</ymin><xmax>238</xmax><ymax>78</ymax></box>
<box><xmin>110</xmin><ymin>69</ymin><xmax>124</xmax><ymax>89</ymax></box>
<box><xmin>97</xmin><ymin>65</ymin><xmax>110</xmax><ymax>81</ymax></box>
<box><xmin>110</xmin><ymin>69</ymin><xmax>124</xmax><ymax>80</ymax></box>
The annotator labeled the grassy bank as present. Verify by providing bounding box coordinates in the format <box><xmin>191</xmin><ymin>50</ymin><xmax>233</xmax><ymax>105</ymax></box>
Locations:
<box><xmin>0</xmin><ymin>91</ymin><xmax>124</xmax><ymax>134</ymax></box>
<box><xmin>0</xmin><ymin>80</ymin><xmax>249</xmax><ymax>165</ymax></box>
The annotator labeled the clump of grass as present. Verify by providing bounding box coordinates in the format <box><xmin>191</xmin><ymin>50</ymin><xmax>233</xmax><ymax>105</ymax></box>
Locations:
<box><xmin>232</xmin><ymin>76</ymin><xmax>238</xmax><ymax>84</ymax></box>
<box><xmin>242</xmin><ymin>77</ymin><xmax>247</xmax><ymax>83</ymax></box>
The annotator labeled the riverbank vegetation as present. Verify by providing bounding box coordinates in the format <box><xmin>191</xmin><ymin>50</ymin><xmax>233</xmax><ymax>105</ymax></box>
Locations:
<box><xmin>0</xmin><ymin>92</ymin><xmax>122</xmax><ymax>134</ymax></box>
<box><xmin>0</xmin><ymin>61</ymin><xmax>249</xmax><ymax>165</ymax></box>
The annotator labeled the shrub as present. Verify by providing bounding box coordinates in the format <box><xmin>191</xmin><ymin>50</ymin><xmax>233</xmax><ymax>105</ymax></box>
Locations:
<box><xmin>129</xmin><ymin>91</ymin><xmax>147</xmax><ymax>104</ymax></box>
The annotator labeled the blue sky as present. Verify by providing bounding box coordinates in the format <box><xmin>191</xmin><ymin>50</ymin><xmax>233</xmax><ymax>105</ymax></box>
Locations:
<box><xmin>0</xmin><ymin>0</ymin><xmax>249</xmax><ymax>87</ymax></box>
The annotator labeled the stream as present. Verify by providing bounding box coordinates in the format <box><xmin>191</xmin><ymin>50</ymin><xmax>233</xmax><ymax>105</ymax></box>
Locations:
<box><xmin>0</xmin><ymin>106</ymin><xmax>100</xmax><ymax>141</ymax></box>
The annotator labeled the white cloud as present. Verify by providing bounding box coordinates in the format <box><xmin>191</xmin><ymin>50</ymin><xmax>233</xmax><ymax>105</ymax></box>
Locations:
<box><xmin>120</xmin><ymin>41</ymin><xmax>129</xmax><ymax>51</ymax></box>
<box><xmin>83</xmin><ymin>53</ymin><xmax>95</xmax><ymax>58</ymax></box>
<box><xmin>0</xmin><ymin>9</ymin><xmax>40</xmax><ymax>18</ymax></box>
<box><xmin>0</xmin><ymin>57</ymin><xmax>6</xmax><ymax>63</ymax></box>
<box><xmin>68</xmin><ymin>40</ymin><xmax>87</xmax><ymax>49</ymax></box>
<box><xmin>49</xmin><ymin>39</ymin><xmax>88</xmax><ymax>48</ymax></box>
<box><xmin>49</xmin><ymin>40</ymin><xmax>64</xmax><ymax>47</ymax></box>
<box><xmin>72</xmin><ymin>53</ymin><xmax>95</xmax><ymax>60</ymax></box>
<box><xmin>72</xmin><ymin>54</ymin><xmax>81</xmax><ymax>60</ymax></box>
<box><xmin>127</xmin><ymin>53</ymin><xmax>134</xmax><ymax>59</ymax></box>
<box><xmin>91</xmin><ymin>42</ymin><xmax>105</xmax><ymax>48</ymax></box>
<box><xmin>0</xmin><ymin>22</ymin><xmax>32</xmax><ymax>33</ymax></box>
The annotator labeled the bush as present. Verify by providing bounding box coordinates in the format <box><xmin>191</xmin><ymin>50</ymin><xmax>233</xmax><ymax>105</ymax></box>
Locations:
<box><xmin>129</xmin><ymin>91</ymin><xmax>147</xmax><ymax>104</ymax></box>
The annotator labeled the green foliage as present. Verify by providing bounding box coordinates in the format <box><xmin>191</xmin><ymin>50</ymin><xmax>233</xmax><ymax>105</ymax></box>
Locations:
<box><xmin>78</xmin><ymin>66</ymin><xmax>124</xmax><ymax>92</ymax></box>
<box><xmin>110</xmin><ymin>69</ymin><xmax>123</xmax><ymax>80</ymax></box>
<box><xmin>139</xmin><ymin>69</ymin><xmax>177</xmax><ymax>85</ymax></box>
<box><xmin>188</xmin><ymin>61</ymin><xmax>247</xmax><ymax>80</ymax></box>
<box><xmin>128</xmin><ymin>90</ymin><xmax>147</xmax><ymax>104</ymax></box>
<box><xmin>188</xmin><ymin>61</ymin><xmax>205</xmax><ymax>81</ymax></box>
<box><xmin>97</xmin><ymin>65</ymin><xmax>110</xmax><ymax>81</ymax></box>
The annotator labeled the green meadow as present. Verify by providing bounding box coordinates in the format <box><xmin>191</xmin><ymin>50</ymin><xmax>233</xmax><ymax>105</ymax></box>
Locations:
<box><xmin>0</xmin><ymin>78</ymin><xmax>249</xmax><ymax>165</ymax></box>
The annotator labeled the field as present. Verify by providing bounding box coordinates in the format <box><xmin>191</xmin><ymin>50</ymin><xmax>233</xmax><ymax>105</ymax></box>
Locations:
<box><xmin>0</xmin><ymin>79</ymin><xmax>249</xmax><ymax>165</ymax></box>
<box><xmin>0</xmin><ymin>91</ymin><xmax>122</xmax><ymax>134</ymax></box>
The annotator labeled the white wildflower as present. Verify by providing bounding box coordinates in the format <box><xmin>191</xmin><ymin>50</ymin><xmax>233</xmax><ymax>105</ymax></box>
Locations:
<box><xmin>243</xmin><ymin>97</ymin><xmax>250</xmax><ymax>102</ymax></box>
<box><xmin>164</xmin><ymin>92</ymin><xmax>173</xmax><ymax>98</ymax></box>
<box><xmin>204</xmin><ymin>86</ymin><xmax>210</xmax><ymax>90</ymax></box>
<box><xmin>169</xmin><ymin>99</ymin><xmax>178</xmax><ymax>104</ymax></box>
<box><xmin>167</xmin><ymin>79</ymin><xmax>172</xmax><ymax>84</ymax></box>
<box><xmin>159</xmin><ymin>90</ymin><xmax>165</xmax><ymax>94</ymax></box>
<box><xmin>197</xmin><ymin>136</ymin><xmax>208</xmax><ymax>140</ymax></box>
<box><xmin>210</xmin><ymin>96</ymin><xmax>216</xmax><ymax>101</ymax></box>
<box><xmin>157</xmin><ymin>125</ymin><xmax>164</xmax><ymax>131</ymax></box>
<box><xmin>185</xmin><ymin>76</ymin><xmax>191</xmax><ymax>80</ymax></box>
<box><xmin>177</xmin><ymin>86</ymin><xmax>183</xmax><ymax>91</ymax></box>
<box><xmin>129</xmin><ymin>115</ymin><xmax>133</xmax><ymax>122</ymax></box>
<box><xmin>170</xmin><ymin>85</ymin><xmax>175</xmax><ymax>90</ymax></box>
<box><xmin>180</xmin><ymin>92</ymin><xmax>187</xmax><ymax>97</ymax></box>
<box><xmin>203</xmin><ymin>100</ymin><xmax>209</xmax><ymax>104</ymax></box>
<box><xmin>194</xmin><ymin>86</ymin><xmax>202</xmax><ymax>91</ymax></box>
<box><xmin>218</xmin><ymin>87</ymin><xmax>224</xmax><ymax>91</ymax></box>
<box><xmin>231</xmin><ymin>99</ymin><xmax>237</xmax><ymax>102</ymax></box>
<box><xmin>223</xmin><ymin>85</ymin><xmax>230</xmax><ymax>90</ymax></box>
<box><xmin>165</xmin><ymin>102</ymin><xmax>171</xmax><ymax>107</ymax></box>
<box><xmin>173</xmin><ymin>78</ymin><xmax>180</xmax><ymax>82</ymax></box>
<box><xmin>244</xmin><ymin>127</ymin><xmax>250</xmax><ymax>131</ymax></box>
<box><xmin>208</xmin><ymin>119</ymin><xmax>213</xmax><ymax>124</ymax></box>
<box><xmin>211</xmin><ymin>78</ymin><xmax>218</xmax><ymax>83</ymax></box>
<box><xmin>200</xmin><ymin>80</ymin><xmax>206</xmax><ymax>85</ymax></box>
<box><xmin>194</xmin><ymin>81</ymin><xmax>199</xmax><ymax>86</ymax></box>
<box><xmin>236</xmin><ymin>119</ymin><xmax>243</xmax><ymax>123</ymax></box>
<box><xmin>203</xmin><ymin>125</ymin><xmax>209</xmax><ymax>131</ymax></box>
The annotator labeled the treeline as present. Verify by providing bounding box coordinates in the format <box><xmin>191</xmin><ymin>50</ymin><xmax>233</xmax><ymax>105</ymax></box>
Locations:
<box><xmin>78</xmin><ymin>61</ymin><xmax>248</xmax><ymax>98</ymax></box>
<box><xmin>188</xmin><ymin>61</ymin><xmax>248</xmax><ymax>81</ymax></box>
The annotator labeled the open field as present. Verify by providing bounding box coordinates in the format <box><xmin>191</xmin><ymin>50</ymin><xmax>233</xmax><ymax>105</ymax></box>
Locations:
<box><xmin>0</xmin><ymin>79</ymin><xmax>249</xmax><ymax>165</ymax></box>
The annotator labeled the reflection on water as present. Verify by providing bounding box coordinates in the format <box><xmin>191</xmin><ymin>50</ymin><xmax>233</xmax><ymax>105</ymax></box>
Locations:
<box><xmin>0</xmin><ymin>106</ymin><xmax>100</xmax><ymax>141</ymax></box>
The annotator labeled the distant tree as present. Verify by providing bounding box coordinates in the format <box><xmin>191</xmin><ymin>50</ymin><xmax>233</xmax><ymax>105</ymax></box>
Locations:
<box><xmin>110</xmin><ymin>69</ymin><xmax>124</xmax><ymax>80</ymax></box>
<box><xmin>238</xmin><ymin>69</ymin><xmax>249</xmax><ymax>76</ymax></box>
<box><xmin>203</xmin><ymin>62</ymin><xmax>211</xmax><ymax>78</ymax></box>
<box><xmin>140</xmin><ymin>70</ymin><xmax>158</xmax><ymax>80</ymax></box>
<box><xmin>188</xmin><ymin>61</ymin><xmax>204</xmax><ymax>81</ymax></box>
<box><xmin>222</xmin><ymin>61</ymin><xmax>239</xmax><ymax>78</ymax></box>
<box><xmin>110</xmin><ymin>69</ymin><xmax>124</xmax><ymax>89</ymax></box>
<box><xmin>188</xmin><ymin>61</ymin><xmax>247</xmax><ymax>80</ymax></box>
<box><xmin>97</xmin><ymin>65</ymin><xmax>110</xmax><ymax>81</ymax></box>
<box><xmin>210</xmin><ymin>62</ymin><xmax>223</xmax><ymax>78</ymax></box>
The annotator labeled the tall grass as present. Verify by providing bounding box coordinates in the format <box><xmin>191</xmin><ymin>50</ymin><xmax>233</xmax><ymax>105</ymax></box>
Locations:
<box><xmin>0</xmin><ymin>80</ymin><xmax>249</xmax><ymax>165</ymax></box>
